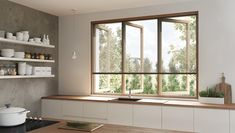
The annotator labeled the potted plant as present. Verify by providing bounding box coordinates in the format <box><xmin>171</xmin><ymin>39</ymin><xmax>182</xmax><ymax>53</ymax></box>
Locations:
<box><xmin>199</xmin><ymin>88</ymin><xmax>224</xmax><ymax>104</ymax></box>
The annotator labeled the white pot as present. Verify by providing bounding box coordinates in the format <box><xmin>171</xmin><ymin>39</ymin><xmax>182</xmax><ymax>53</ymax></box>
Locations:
<box><xmin>199</xmin><ymin>96</ymin><xmax>224</xmax><ymax>104</ymax></box>
<box><xmin>18</xmin><ymin>62</ymin><xmax>26</xmax><ymax>75</ymax></box>
<box><xmin>0</xmin><ymin>104</ymin><xmax>30</xmax><ymax>126</ymax></box>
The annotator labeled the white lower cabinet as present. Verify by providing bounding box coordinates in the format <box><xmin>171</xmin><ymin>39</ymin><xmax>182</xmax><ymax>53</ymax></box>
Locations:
<box><xmin>133</xmin><ymin>105</ymin><xmax>161</xmax><ymax>129</ymax></box>
<box><xmin>41</xmin><ymin>99</ymin><xmax>62</xmax><ymax>119</ymax></box>
<box><xmin>62</xmin><ymin>100</ymin><xmax>83</xmax><ymax>119</ymax></box>
<box><xmin>162</xmin><ymin>106</ymin><xmax>194</xmax><ymax>132</ymax></box>
<box><xmin>83</xmin><ymin>102</ymin><xmax>107</xmax><ymax>120</ymax></box>
<box><xmin>107</xmin><ymin>103</ymin><xmax>132</xmax><ymax>126</ymax></box>
<box><xmin>194</xmin><ymin>108</ymin><xmax>229</xmax><ymax>133</ymax></box>
<box><xmin>230</xmin><ymin>110</ymin><xmax>235</xmax><ymax>133</ymax></box>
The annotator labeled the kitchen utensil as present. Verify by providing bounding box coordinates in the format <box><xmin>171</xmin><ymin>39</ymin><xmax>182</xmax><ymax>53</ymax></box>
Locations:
<box><xmin>34</xmin><ymin>38</ymin><xmax>41</xmax><ymax>43</ymax></box>
<box><xmin>1</xmin><ymin>49</ymin><xmax>14</xmax><ymax>57</ymax></box>
<box><xmin>0</xmin><ymin>30</ymin><xmax>5</xmax><ymax>38</ymax></box>
<box><xmin>215</xmin><ymin>73</ymin><xmax>232</xmax><ymax>104</ymax></box>
<box><xmin>18</xmin><ymin>62</ymin><xmax>26</xmax><ymax>75</ymax></box>
<box><xmin>6</xmin><ymin>32</ymin><xmax>13</xmax><ymax>39</ymax></box>
<box><xmin>14</xmin><ymin>52</ymin><xmax>25</xmax><ymax>59</ymax></box>
<box><xmin>0</xmin><ymin>104</ymin><xmax>30</xmax><ymax>126</ymax></box>
<box><xmin>16</xmin><ymin>32</ymin><xmax>23</xmax><ymax>41</ymax></box>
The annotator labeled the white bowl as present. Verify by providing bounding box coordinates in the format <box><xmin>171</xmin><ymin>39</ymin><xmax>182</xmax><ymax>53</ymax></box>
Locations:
<box><xmin>1</xmin><ymin>49</ymin><xmax>14</xmax><ymax>57</ymax></box>
<box><xmin>14</xmin><ymin>52</ymin><xmax>25</xmax><ymax>59</ymax></box>
<box><xmin>34</xmin><ymin>38</ymin><xmax>41</xmax><ymax>43</ymax></box>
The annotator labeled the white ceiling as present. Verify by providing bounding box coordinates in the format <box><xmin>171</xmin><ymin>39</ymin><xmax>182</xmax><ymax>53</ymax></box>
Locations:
<box><xmin>9</xmin><ymin>0</ymin><xmax>194</xmax><ymax>16</ymax></box>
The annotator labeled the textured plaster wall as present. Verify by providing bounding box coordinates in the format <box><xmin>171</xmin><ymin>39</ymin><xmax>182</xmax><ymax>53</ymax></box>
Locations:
<box><xmin>0</xmin><ymin>0</ymin><xmax>58</xmax><ymax>116</ymax></box>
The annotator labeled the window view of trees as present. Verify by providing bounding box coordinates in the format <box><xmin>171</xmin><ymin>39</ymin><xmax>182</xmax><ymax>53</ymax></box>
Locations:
<box><xmin>93</xmin><ymin>13</ymin><xmax>197</xmax><ymax>97</ymax></box>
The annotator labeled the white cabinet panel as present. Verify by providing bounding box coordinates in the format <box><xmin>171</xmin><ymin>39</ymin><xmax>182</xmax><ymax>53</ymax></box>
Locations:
<box><xmin>107</xmin><ymin>103</ymin><xmax>132</xmax><ymax>126</ymax></box>
<box><xmin>62</xmin><ymin>100</ymin><xmax>83</xmax><ymax>117</ymax></box>
<box><xmin>230</xmin><ymin>110</ymin><xmax>235</xmax><ymax>133</ymax></box>
<box><xmin>133</xmin><ymin>105</ymin><xmax>161</xmax><ymax>129</ymax></box>
<box><xmin>194</xmin><ymin>108</ymin><xmax>229</xmax><ymax>133</ymax></box>
<box><xmin>41</xmin><ymin>99</ymin><xmax>62</xmax><ymax>119</ymax></box>
<box><xmin>83</xmin><ymin>102</ymin><xmax>107</xmax><ymax>119</ymax></box>
<box><xmin>162</xmin><ymin>106</ymin><xmax>194</xmax><ymax>132</ymax></box>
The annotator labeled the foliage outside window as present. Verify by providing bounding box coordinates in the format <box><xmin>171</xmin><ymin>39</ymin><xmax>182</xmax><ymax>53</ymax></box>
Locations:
<box><xmin>92</xmin><ymin>12</ymin><xmax>198</xmax><ymax>98</ymax></box>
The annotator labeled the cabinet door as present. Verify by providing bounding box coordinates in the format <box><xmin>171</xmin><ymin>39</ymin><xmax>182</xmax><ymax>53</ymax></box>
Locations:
<box><xmin>162</xmin><ymin>106</ymin><xmax>194</xmax><ymax>132</ymax></box>
<box><xmin>194</xmin><ymin>108</ymin><xmax>229</xmax><ymax>133</ymax></box>
<box><xmin>41</xmin><ymin>99</ymin><xmax>62</xmax><ymax>119</ymax></box>
<box><xmin>133</xmin><ymin>105</ymin><xmax>161</xmax><ymax>129</ymax></box>
<box><xmin>107</xmin><ymin>103</ymin><xmax>132</xmax><ymax>126</ymax></box>
<box><xmin>230</xmin><ymin>110</ymin><xmax>235</xmax><ymax>133</ymax></box>
<box><xmin>62</xmin><ymin>100</ymin><xmax>83</xmax><ymax>118</ymax></box>
<box><xmin>83</xmin><ymin>101</ymin><xmax>107</xmax><ymax>119</ymax></box>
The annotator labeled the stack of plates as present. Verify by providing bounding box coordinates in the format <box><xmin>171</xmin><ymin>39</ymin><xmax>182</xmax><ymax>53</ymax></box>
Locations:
<box><xmin>1</xmin><ymin>49</ymin><xmax>14</xmax><ymax>57</ymax></box>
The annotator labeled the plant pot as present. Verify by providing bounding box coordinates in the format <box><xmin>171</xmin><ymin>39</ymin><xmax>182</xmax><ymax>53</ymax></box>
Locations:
<box><xmin>199</xmin><ymin>96</ymin><xmax>224</xmax><ymax>104</ymax></box>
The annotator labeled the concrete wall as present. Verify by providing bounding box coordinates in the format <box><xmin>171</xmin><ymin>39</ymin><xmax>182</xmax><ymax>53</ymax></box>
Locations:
<box><xmin>59</xmin><ymin>0</ymin><xmax>235</xmax><ymax>102</ymax></box>
<box><xmin>0</xmin><ymin>0</ymin><xmax>58</xmax><ymax>116</ymax></box>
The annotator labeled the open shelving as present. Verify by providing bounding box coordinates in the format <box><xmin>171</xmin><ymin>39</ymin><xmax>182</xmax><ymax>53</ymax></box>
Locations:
<box><xmin>0</xmin><ymin>57</ymin><xmax>55</xmax><ymax>63</ymax></box>
<box><xmin>0</xmin><ymin>38</ymin><xmax>55</xmax><ymax>48</ymax></box>
<box><xmin>0</xmin><ymin>75</ymin><xmax>55</xmax><ymax>79</ymax></box>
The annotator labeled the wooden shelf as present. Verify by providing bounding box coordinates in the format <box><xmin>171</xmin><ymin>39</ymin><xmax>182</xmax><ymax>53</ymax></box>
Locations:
<box><xmin>0</xmin><ymin>57</ymin><xmax>55</xmax><ymax>63</ymax></box>
<box><xmin>0</xmin><ymin>75</ymin><xmax>55</xmax><ymax>79</ymax></box>
<box><xmin>0</xmin><ymin>38</ymin><xmax>55</xmax><ymax>48</ymax></box>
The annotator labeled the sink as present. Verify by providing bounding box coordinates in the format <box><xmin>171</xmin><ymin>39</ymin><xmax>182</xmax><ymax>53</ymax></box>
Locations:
<box><xmin>112</xmin><ymin>97</ymin><xmax>141</xmax><ymax>102</ymax></box>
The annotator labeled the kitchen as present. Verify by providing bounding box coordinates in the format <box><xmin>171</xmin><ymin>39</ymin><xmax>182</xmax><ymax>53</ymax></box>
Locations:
<box><xmin>1</xmin><ymin>0</ymin><xmax>235</xmax><ymax>133</ymax></box>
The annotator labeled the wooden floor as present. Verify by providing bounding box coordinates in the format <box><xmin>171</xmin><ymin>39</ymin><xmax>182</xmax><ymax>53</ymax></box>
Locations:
<box><xmin>29</xmin><ymin>122</ymin><xmax>193</xmax><ymax>133</ymax></box>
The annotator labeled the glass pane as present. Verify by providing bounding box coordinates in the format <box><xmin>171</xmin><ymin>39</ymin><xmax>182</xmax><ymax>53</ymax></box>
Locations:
<box><xmin>125</xmin><ymin>25</ymin><xmax>141</xmax><ymax>72</ymax></box>
<box><xmin>94</xmin><ymin>74</ymin><xmax>122</xmax><ymax>94</ymax></box>
<box><xmin>126</xmin><ymin>20</ymin><xmax>158</xmax><ymax>72</ymax></box>
<box><xmin>95</xmin><ymin>23</ymin><xmax>122</xmax><ymax>72</ymax></box>
<box><xmin>161</xmin><ymin>16</ymin><xmax>197</xmax><ymax>73</ymax></box>
<box><xmin>160</xmin><ymin>74</ymin><xmax>196</xmax><ymax>97</ymax></box>
<box><xmin>125</xmin><ymin>74</ymin><xmax>158</xmax><ymax>95</ymax></box>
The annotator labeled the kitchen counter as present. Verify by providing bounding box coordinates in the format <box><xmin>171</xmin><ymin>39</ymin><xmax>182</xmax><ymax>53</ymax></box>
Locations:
<box><xmin>28</xmin><ymin>121</ymin><xmax>191</xmax><ymax>133</ymax></box>
<box><xmin>42</xmin><ymin>95</ymin><xmax>235</xmax><ymax>110</ymax></box>
<box><xmin>0</xmin><ymin>121</ymin><xmax>191</xmax><ymax>133</ymax></box>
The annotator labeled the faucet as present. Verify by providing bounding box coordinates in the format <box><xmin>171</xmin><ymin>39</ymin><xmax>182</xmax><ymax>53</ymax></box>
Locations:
<box><xmin>128</xmin><ymin>89</ymin><xmax>132</xmax><ymax>98</ymax></box>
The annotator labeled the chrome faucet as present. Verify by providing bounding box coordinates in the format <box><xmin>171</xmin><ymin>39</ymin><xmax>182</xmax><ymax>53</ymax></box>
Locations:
<box><xmin>128</xmin><ymin>89</ymin><xmax>132</xmax><ymax>98</ymax></box>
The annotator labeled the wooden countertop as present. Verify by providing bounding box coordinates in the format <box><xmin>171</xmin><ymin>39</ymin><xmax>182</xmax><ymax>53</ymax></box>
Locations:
<box><xmin>42</xmin><ymin>95</ymin><xmax>235</xmax><ymax>110</ymax></box>
<box><xmin>28</xmin><ymin>121</ymin><xmax>192</xmax><ymax>133</ymax></box>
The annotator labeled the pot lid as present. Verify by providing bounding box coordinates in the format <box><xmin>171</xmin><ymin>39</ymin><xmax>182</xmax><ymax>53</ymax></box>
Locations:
<box><xmin>0</xmin><ymin>104</ymin><xmax>26</xmax><ymax>114</ymax></box>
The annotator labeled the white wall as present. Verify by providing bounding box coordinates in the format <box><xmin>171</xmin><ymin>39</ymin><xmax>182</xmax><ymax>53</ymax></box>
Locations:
<box><xmin>59</xmin><ymin>0</ymin><xmax>235</xmax><ymax>102</ymax></box>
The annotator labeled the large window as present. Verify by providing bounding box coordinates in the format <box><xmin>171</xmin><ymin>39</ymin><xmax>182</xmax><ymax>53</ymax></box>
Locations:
<box><xmin>92</xmin><ymin>12</ymin><xmax>198</xmax><ymax>98</ymax></box>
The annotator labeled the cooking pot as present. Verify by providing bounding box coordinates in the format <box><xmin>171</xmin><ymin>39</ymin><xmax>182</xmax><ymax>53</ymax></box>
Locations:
<box><xmin>0</xmin><ymin>104</ymin><xmax>30</xmax><ymax>126</ymax></box>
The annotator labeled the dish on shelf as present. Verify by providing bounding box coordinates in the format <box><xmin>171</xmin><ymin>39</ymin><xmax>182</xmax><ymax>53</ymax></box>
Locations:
<box><xmin>1</xmin><ymin>49</ymin><xmax>14</xmax><ymax>57</ymax></box>
<box><xmin>14</xmin><ymin>52</ymin><xmax>25</xmax><ymax>59</ymax></box>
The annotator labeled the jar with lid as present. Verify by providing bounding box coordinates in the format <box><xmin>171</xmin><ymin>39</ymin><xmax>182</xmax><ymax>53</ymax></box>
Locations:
<box><xmin>0</xmin><ymin>65</ymin><xmax>4</xmax><ymax>76</ymax></box>
<box><xmin>10</xmin><ymin>64</ymin><xmax>17</xmax><ymax>75</ymax></box>
<box><xmin>39</xmin><ymin>53</ymin><xmax>45</xmax><ymax>60</ymax></box>
<box><xmin>25</xmin><ymin>52</ymin><xmax>31</xmax><ymax>59</ymax></box>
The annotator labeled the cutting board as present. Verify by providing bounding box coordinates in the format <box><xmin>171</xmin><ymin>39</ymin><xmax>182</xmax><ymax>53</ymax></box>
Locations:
<box><xmin>215</xmin><ymin>73</ymin><xmax>232</xmax><ymax>104</ymax></box>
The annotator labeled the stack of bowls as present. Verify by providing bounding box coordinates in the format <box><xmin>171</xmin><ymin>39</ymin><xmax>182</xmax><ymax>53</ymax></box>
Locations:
<box><xmin>1</xmin><ymin>49</ymin><xmax>14</xmax><ymax>57</ymax></box>
<box><xmin>14</xmin><ymin>52</ymin><xmax>25</xmax><ymax>59</ymax></box>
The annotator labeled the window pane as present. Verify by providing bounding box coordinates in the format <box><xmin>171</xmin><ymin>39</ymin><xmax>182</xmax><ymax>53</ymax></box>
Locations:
<box><xmin>95</xmin><ymin>23</ymin><xmax>122</xmax><ymax>72</ymax></box>
<box><xmin>125</xmin><ymin>24</ymin><xmax>141</xmax><ymax>72</ymax></box>
<box><xmin>94</xmin><ymin>74</ymin><xmax>122</xmax><ymax>94</ymax></box>
<box><xmin>125</xmin><ymin>74</ymin><xmax>158</xmax><ymax>95</ymax></box>
<box><xmin>125</xmin><ymin>20</ymin><xmax>158</xmax><ymax>73</ymax></box>
<box><xmin>161</xmin><ymin>16</ymin><xmax>196</xmax><ymax>73</ymax></box>
<box><xmin>160</xmin><ymin>74</ymin><xmax>196</xmax><ymax>97</ymax></box>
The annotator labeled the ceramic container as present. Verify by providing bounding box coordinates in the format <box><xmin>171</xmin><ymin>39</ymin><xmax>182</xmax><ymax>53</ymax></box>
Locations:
<box><xmin>0</xmin><ymin>104</ymin><xmax>30</xmax><ymax>126</ymax></box>
<box><xmin>16</xmin><ymin>32</ymin><xmax>23</xmax><ymax>41</ymax></box>
<box><xmin>18</xmin><ymin>62</ymin><xmax>26</xmax><ymax>75</ymax></box>
<box><xmin>6</xmin><ymin>32</ymin><xmax>13</xmax><ymax>39</ymax></box>
<box><xmin>22</xmin><ymin>31</ymin><xmax>29</xmax><ymax>42</ymax></box>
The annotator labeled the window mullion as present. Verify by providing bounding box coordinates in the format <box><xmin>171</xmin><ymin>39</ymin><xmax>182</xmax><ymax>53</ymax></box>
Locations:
<box><xmin>121</xmin><ymin>22</ymin><xmax>126</xmax><ymax>94</ymax></box>
<box><xmin>157</xmin><ymin>19</ymin><xmax>163</xmax><ymax>95</ymax></box>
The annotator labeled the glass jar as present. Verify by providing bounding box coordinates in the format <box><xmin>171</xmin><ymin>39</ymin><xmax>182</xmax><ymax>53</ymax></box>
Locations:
<box><xmin>25</xmin><ymin>52</ymin><xmax>31</xmax><ymax>59</ymax></box>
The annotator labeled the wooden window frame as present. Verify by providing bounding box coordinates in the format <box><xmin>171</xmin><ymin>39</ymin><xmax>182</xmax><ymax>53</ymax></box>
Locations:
<box><xmin>91</xmin><ymin>11</ymin><xmax>199</xmax><ymax>99</ymax></box>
